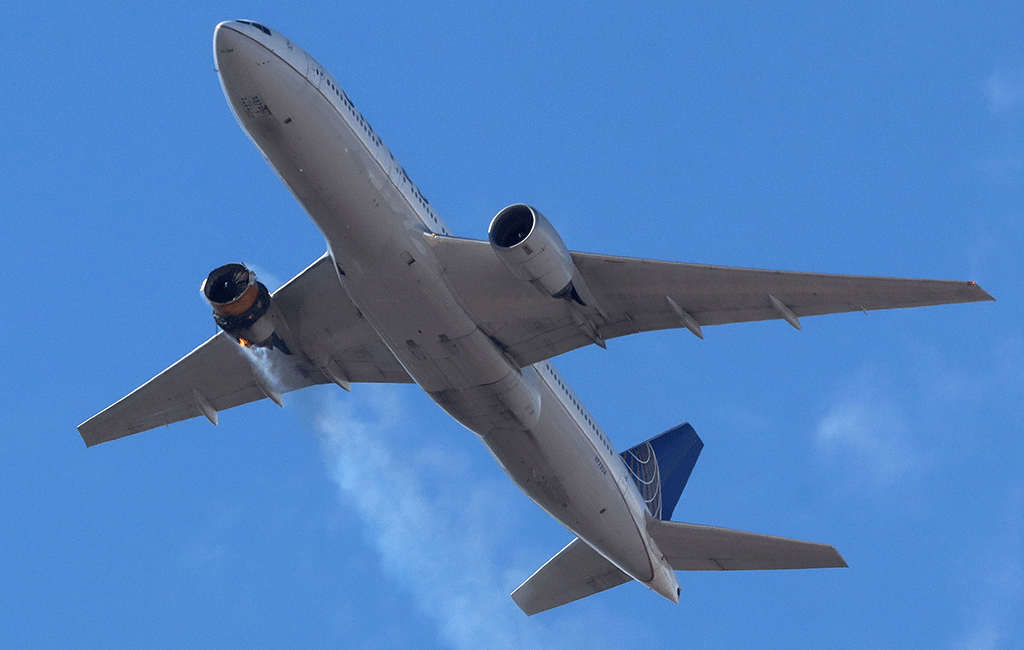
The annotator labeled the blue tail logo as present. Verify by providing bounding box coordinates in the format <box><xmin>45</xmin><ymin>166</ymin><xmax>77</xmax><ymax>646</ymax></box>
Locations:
<box><xmin>620</xmin><ymin>423</ymin><xmax>703</xmax><ymax>520</ymax></box>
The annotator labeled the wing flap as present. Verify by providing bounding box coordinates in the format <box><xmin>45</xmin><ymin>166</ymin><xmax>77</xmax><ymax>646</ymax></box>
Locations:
<box><xmin>647</xmin><ymin>518</ymin><xmax>847</xmax><ymax>571</ymax></box>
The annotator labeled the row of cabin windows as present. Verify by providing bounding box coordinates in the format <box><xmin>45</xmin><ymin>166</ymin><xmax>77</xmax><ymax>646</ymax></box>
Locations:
<box><xmin>315</xmin><ymin>68</ymin><xmax>448</xmax><ymax>235</ymax></box>
<box><xmin>315</xmin><ymin>68</ymin><xmax>383</xmax><ymax>149</ymax></box>
<box><xmin>396</xmin><ymin>165</ymin><xmax>445</xmax><ymax>233</ymax></box>
<box><xmin>543</xmin><ymin>363</ymin><xmax>616</xmax><ymax>457</ymax></box>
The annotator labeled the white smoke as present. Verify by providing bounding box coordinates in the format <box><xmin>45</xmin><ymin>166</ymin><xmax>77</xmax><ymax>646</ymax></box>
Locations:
<box><xmin>303</xmin><ymin>386</ymin><xmax>644</xmax><ymax>650</ymax></box>
<box><xmin>233</xmin><ymin>326</ymin><xmax>652</xmax><ymax>644</ymax></box>
<box><xmin>237</xmin><ymin>340</ymin><xmax>311</xmax><ymax>396</ymax></box>
<box><xmin>985</xmin><ymin>69</ymin><xmax>1024</xmax><ymax>116</ymax></box>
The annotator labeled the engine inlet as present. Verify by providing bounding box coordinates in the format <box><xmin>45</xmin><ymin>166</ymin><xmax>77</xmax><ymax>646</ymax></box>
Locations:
<box><xmin>203</xmin><ymin>263</ymin><xmax>259</xmax><ymax>317</ymax></box>
<box><xmin>201</xmin><ymin>263</ymin><xmax>288</xmax><ymax>352</ymax></box>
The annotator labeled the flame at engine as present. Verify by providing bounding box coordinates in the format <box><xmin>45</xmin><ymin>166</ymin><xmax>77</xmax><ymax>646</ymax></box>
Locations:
<box><xmin>201</xmin><ymin>263</ymin><xmax>292</xmax><ymax>354</ymax></box>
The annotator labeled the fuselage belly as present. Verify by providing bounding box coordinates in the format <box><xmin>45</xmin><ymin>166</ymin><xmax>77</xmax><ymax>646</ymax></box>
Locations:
<box><xmin>214</xmin><ymin>22</ymin><xmax>677</xmax><ymax>597</ymax></box>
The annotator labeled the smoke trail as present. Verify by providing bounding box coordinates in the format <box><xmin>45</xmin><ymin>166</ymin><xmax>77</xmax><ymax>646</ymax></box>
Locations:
<box><xmin>234</xmin><ymin>330</ymin><xmax>649</xmax><ymax>645</ymax></box>
<box><xmin>239</xmin><ymin>345</ymin><xmax>297</xmax><ymax>395</ymax></box>
<box><xmin>303</xmin><ymin>387</ymin><xmax>643</xmax><ymax>650</ymax></box>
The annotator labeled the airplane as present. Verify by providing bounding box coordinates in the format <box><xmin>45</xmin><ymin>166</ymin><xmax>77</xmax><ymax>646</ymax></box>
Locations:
<box><xmin>78</xmin><ymin>20</ymin><xmax>994</xmax><ymax>615</ymax></box>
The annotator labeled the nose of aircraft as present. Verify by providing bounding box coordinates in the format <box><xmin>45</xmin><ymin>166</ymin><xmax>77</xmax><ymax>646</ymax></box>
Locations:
<box><xmin>213</xmin><ymin>20</ymin><xmax>280</xmax><ymax>82</ymax></box>
<box><xmin>213</xmin><ymin>21</ymin><xmax>247</xmax><ymax>71</ymax></box>
<box><xmin>215</xmin><ymin>19</ymin><xmax>272</xmax><ymax>43</ymax></box>
<box><xmin>214</xmin><ymin>21</ymin><xmax>266</xmax><ymax>54</ymax></box>
<box><xmin>213</xmin><ymin>20</ymin><xmax>308</xmax><ymax>79</ymax></box>
<box><xmin>213</xmin><ymin>20</ymin><xmax>280</xmax><ymax>65</ymax></box>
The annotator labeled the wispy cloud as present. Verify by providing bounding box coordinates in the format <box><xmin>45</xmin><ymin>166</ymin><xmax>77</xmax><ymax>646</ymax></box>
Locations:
<box><xmin>950</xmin><ymin>488</ymin><xmax>1024</xmax><ymax>650</ymax></box>
<box><xmin>978</xmin><ymin>68</ymin><xmax>1024</xmax><ymax>186</ymax></box>
<box><xmin>306</xmin><ymin>387</ymin><xmax>639</xmax><ymax>650</ymax></box>
<box><xmin>985</xmin><ymin>71</ymin><xmax>1024</xmax><ymax>116</ymax></box>
<box><xmin>814</xmin><ymin>367</ymin><xmax>924</xmax><ymax>490</ymax></box>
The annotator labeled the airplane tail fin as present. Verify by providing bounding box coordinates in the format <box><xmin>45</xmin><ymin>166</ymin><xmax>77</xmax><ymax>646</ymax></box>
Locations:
<box><xmin>619</xmin><ymin>422</ymin><xmax>703</xmax><ymax>521</ymax></box>
<box><xmin>511</xmin><ymin>422</ymin><xmax>702</xmax><ymax>615</ymax></box>
<box><xmin>510</xmin><ymin>422</ymin><xmax>846</xmax><ymax>615</ymax></box>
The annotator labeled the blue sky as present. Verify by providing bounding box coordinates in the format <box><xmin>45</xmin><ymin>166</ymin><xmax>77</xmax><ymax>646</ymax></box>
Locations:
<box><xmin>2</xmin><ymin>1</ymin><xmax>1022</xmax><ymax>648</ymax></box>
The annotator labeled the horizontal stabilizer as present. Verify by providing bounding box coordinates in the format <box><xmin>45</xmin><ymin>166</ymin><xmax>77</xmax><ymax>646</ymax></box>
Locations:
<box><xmin>511</xmin><ymin>537</ymin><xmax>630</xmax><ymax>616</ymax></box>
<box><xmin>647</xmin><ymin>517</ymin><xmax>847</xmax><ymax>571</ymax></box>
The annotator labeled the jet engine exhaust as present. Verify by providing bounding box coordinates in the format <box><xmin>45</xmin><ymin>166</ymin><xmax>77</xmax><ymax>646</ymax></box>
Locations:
<box><xmin>202</xmin><ymin>263</ymin><xmax>292</xmax><ymax>354</ymax></box>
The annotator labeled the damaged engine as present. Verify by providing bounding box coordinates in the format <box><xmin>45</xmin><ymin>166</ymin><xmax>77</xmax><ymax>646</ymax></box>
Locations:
<box><xmin>201</xmin><ymin>263</ymin><xmax>293</xmax><ymax>354</ymax></box>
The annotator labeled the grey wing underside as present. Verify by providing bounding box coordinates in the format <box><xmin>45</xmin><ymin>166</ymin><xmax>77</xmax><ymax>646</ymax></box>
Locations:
<box><xmin>511</xmin><ymin>521</ymin><xmax>846</xmax><ymax>615</ymax></box>
<box><xmin>430</xmin><ymin>236</ymin><xmax>993</xmax><ymax>368</ymax></box>
<box><xmin>511</xmin><ymin>537</ymin><xmax>631</xmax><ymax>616</ymax></box>
<box><xmin>81</xmin><ymin>236</ymin><xmax>992</xmax><ymax>447</ymax></box>
<box><xmin>646</xmin><ymin>518</ymin><xmax>847</xmax><ymax>571</ymax></box>
<box><xmin>78</xmin><ymin>254</ymin><xmax>412</xmax><ymax>447</ymax></box>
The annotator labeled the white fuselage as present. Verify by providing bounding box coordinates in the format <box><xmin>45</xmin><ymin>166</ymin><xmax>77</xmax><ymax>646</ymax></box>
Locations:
<box><xmin>213</xmin><ymin>21</ymin><xmax>678</xmax><ymax>601</ymax></box>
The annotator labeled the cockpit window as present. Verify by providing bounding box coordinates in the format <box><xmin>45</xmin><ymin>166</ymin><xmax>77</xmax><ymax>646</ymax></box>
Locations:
<box><xmin>235</xmin><ymin>20</ymin><xmax>272</xmax><ymax>36</ymax></box>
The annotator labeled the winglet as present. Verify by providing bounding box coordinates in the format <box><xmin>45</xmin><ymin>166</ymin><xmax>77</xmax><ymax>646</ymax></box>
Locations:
<box><xmin>969</xmin><ymin>281</ymin><xmax>996</xmax><ymax>302</ymax></box>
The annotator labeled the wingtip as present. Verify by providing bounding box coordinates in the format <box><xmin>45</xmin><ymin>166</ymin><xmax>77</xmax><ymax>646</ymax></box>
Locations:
<box><xmin>78</xmin><ymin>418</ymin><xmax>124</xmax><ymax>448</ymax></box>
<box><xmin>77</xmin><ymin>422</ymin><xmax>94</xmax><ymax>448</ymax></box>
<box><xmin>825</xmin><ymin>544</ymin><xmax>849</xmax><ymax>568</ymax></box>
<box><xmin>78</xmin><ymin>426</ymin><xmax>102</xmax><ymax>448</ymax></box>
<box><xmin>965</xmin><ymin>280</ymin><xmax>995</xmax><ymax>302</ymax></box>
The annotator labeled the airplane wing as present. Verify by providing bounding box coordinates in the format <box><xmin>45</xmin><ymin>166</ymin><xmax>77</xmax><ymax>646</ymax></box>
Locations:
<box><xmin>647</xmin><ymin>518</ymin><xmax>847</xmax><ymax>570</ymax></box>
<box><xmin>79</xmin><ymin>254</ymin><xmax>412</xmax><ymax>447</ymax></box>
<box><xmin>430</xmin><ymin>236</ymin><xmax>994</xmax><ymax>368</ymax></box>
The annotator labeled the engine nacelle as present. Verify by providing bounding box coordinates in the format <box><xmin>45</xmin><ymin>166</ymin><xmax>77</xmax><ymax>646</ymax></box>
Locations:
<box><xmin>488</xmin><ymin>204</ymin><xmax>578</xmax><ymax>299</ymax></box>
<box><xmin>201</xmin><ymin>263</ymin><xmax>292</xmax><ymax>354</ymax></box>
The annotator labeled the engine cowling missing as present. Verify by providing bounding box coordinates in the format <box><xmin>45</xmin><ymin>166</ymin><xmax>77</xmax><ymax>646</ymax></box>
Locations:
<box><xmin>202</xmin><ymin>263</ymin><xmax>293</xmax><ymax>354</ymax></box>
